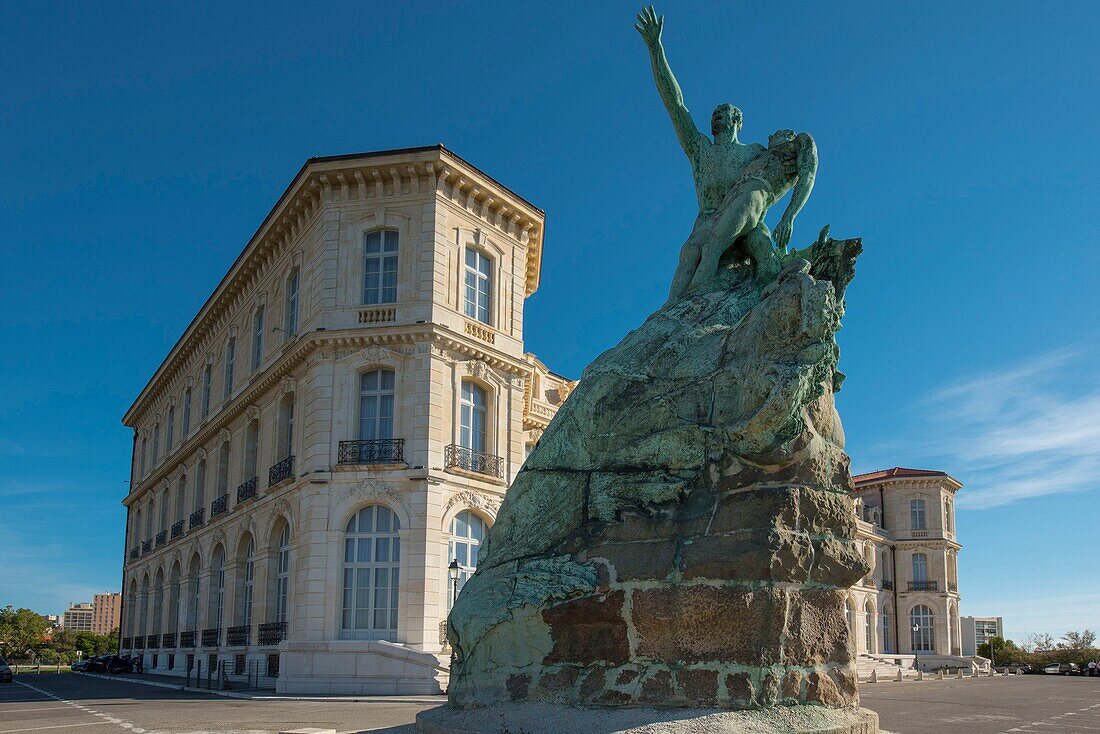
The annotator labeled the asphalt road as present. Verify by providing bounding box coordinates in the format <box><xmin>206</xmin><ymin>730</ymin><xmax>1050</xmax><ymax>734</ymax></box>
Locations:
<box><xmin>1</xmin><ymin>672</ymin><xmax>1096</xmax><ymax>734</ymax></box>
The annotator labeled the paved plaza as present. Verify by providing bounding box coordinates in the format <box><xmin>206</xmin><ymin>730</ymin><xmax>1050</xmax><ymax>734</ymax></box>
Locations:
<box><xmin>1</xmin><ymin>673</ymin><xmax>1097</xmax><ymax>734</ymax></box>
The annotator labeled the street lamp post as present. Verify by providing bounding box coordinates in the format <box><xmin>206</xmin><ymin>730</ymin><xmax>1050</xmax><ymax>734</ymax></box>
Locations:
<box><xmin>448</xmin><ymin>559</ymin><xmax>461</xmax><ymax>605</ymax></box>
<box><xmin>912</xmin><ymin>623</ymin><xmax>920</xmax><ymax>671</ymax></box>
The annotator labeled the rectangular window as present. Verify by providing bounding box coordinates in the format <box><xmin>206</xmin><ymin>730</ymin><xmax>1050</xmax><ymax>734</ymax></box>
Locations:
<box><xmin>363</xmin><ymin>230</ymin><xmax>399</xmax><ymax>305</ymax></box>
<box><xmin>910</xmin><ymin>499</ymin><xmax>927</xmax><ymax>530</ymax></box>
<box><xmin>223</xmin><ymin>338</ymin><xmax>236</xmax><ymax>400</ymax></box>
<box><xmin>463</xmin><ymin>248</ymin><xmax>492</xmax><ymax>325</ymax></box>
<box><xmin>252</xmin><ymin>307</ymin><xmax>265</xmax><ymax>371</ymax></box>
<box><xmin>151</xmin><ymin>424</ymin><xmax>160</xmax><ymax>465</ymax></box>
<box><xmin>912</xmin><ymin>553</ymin><xmax>928</xmax><ymax>582</ymax></box>
<box><xmin>182</xmin><ymin>389</ymin><xmax>192</xmax><ymax>436</ymax></box>
<box><xmin>285</xmin><ymin>270</ymin><xmax>300</xmax><ymax>339</ymax></box>
<box><xmin>165</xmin><ymin>407</ymin><xmax>175</xmax><ymax>453</ymax></box>
<box><xmin>201</xmin><ymin>366</ymin><xmax>212</xmax><ymax>418</ymax></box>
<box><xmin>359</xmin><ymin>369</ymin><xmax>395</xmax><ymax>441</ymax></box>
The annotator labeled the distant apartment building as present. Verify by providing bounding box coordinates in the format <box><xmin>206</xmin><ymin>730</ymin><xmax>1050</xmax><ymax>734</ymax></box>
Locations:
<box><xmin>961</xmin><ymin>615</ymin><xmax>1004</xmax><ymax>656</ymax></box>
<box><xmin>93</xmin><ymin>592</ymin><xmax>122</xmax><ymax>635</ymax></box>
<box><xmin>846</xmin><ymin>467</ymin><xmax>965</xmax><ymax>666</ymax></box>
<box><xmin>62</xmin><ymin>603</ymin><xmax>94</xmax><ymax>632</ymax></box>
<box><xmin>118</xmin><ymin>145</ymin><xmax>566</xmax><ymax>694</ymax></box>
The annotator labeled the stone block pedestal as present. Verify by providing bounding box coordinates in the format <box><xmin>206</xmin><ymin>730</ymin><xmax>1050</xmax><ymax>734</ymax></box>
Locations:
<box><xmin>416</xmin><ymin>703</ymin><xmax>879</xmax><ymax>733</ymax></box>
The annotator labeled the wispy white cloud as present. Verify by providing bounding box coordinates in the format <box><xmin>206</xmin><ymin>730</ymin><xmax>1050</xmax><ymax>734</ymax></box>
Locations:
<box><xmin>903</xmin><ymin>345</ymin><xmax>1100</xmax><ymax>509</ymax></box>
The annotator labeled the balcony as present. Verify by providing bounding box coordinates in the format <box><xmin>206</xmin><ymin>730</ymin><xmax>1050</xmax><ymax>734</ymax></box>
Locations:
<box><xmin>201</xmin><ymin>627</ymin><xmax>221</xmax><ymax>647</ymax></box>
<box><xmin>210</xmin><ymin>493</ymin><xmax>228</xmax><ymax>518</ymax></box>
<box><xmin>907</xmin><ymin>580</ymin><xmax>938</xmax><ymax>592</ymax></box>
<box><xmin>155</xmin><ymin>530</ymin><xmax>167</xmax><ymax>548</ymax></box>
<box><xmin>236</xmin><ymin>476</ymin><xmax>258</xmax><ymax>503</ymax></box>
<box><xmin>444</xmin><ymin>444</ymin><xmax>504</xmax><ymax>478</ymax></box>
<box><xmin>268</xmin><ymin>456</ymin><xmax>294</xmax><ymax>486</ymax></box>
<box><xmin>880</xmin><ymin>579</ymin><xmax>895</xmax><ymax>591</ymax></box>
<box><xmin>129</xmin><ymin>547</ymin><xmax>139</xmax><ymax>560</ymax></box>
<box><xmin>226</xmin><ymin>625</ymin><xmax>250</xmax><ymax>647</ymax></box>
<box><xmin>179</xmin><ymin>630</ymin><xmax>196</xmax><ymax>648</ymax></box>
<box><xmin>258</xmin><ymin>621</ymin><xmax>287</xmax><ymax>646</ymax></box>
<box><xmin>171</xmin><ymin>520</ymin><xmax>184</xmax><ymax>539</ymax></box>
<box><xmin>161</xmin><ymin>632</ymin><xmax>176</xmax><ymax>648</ymax></box>
<box><xmin>141</xmin><ymin>539</ymin><xmax>152</xmax><ymax>554</ymax></box>
<box><xmin>189</xmin><ymin>508</ymin><xmax>205</xmax><ymax>529</ymax></box>
<box><xmin>146</xmin><ymin>634</ymin><xmax>160</xmax><ymax>649</ymax></box>
<box><xmin>338</xmin><ymin>438</ymin><xmax>405</xmax><ymax>466</ymax></box>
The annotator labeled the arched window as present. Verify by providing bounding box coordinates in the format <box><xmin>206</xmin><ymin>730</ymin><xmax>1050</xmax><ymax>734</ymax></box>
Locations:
<box><xmin>209</xmin><ymin>545</ymin><xmax>225</xmax><ymax>632</ymax></box>
<box><xmin>239</xmin><ymin>536</ymin><xmax>255</xmax><ymax>629</ymax></box>
<box><xmin>910</xmin><ymin>498</ymin><xmax>927</xmax><ymax>530</ymax></box>
<box><xmin>216</xmin><ymin>441</ymin><xmax>231</xmax><ymax>500</ymax></box>
<box><xmin>145</xmin><ymin>499</ymin><xmax>154</xmax><ymax>540</ymax></box>
<box><xmin>223</xmin><ymin>337</ymin><xmax>236</xmax><ymax>400</ymax></box>
<box><xmin>275</xmin><ymin>524</ymin><xmax>291</xmax><ymax>625</ymax></box>
<box><xmin>158</xmin><ymin>490</ymin><xmax>169</xmax><ymax>534</ymax></box>
<box><xmin>864</xmin><ymin>601</ymin><xmax>876</xmax><ymax>653</ymax></box>
<box><xmin>460</xmin><ymin>381</ymin><xmax>488</xmax><ymax>454</ymax></box>
<box><xmin>364</xmin><ymin>229</ymin><xmax>399</xmax><ymax>304</ymax></box>
<box><xmin>910</xmin><ymin>604</ymin><xmax>935</xmax><ymax>652</ymax></box>
<box><xmin>126</xmin><ymin>579</ymin><xmax>138</xmax><ymax>638</ymax></box>
<box><xmin>140</xmin><ymin>436</ymin><xmax>148</xmax><ymax>477</ymax></box>
<box><xmin>359</xmin><ymin>369</ymin><xmax>395</xmax><ymax>440</ymax></box>
<box><xmin>175</xmin><ymin>476</ymin><xmax>187</xmax><ymax>527</ymax></box>
<box><xmin>186</xmin><ymin>554</ymin><xmax>201</xmax><ymax>633</ymax></box>
<box><xmin>166</xmin><ymin>406</ymin><xmax>175</xmax><ymax>453</ymax></box>
<box><xmin>139</xmin><ymin>575</ymin><xmax>150</xmax><ymax>636</ymax></box>
<box><xmin>342</xmin><ymin>505</ymin><xmax>400</xmax><ymax>639</ymax></box>
<box><xmin>193</xmin><ymin>460</ymin><xmax>206</xmax><ymax>515</ymax></box>
<box><xmin>182</xmin><ymin>388</ymin><xmax>192</xmax><ymax>437</ymax></box>
<box><xmin>463</xmin><ymin>248</ymin><xmax>492</xmax><ymax>325</ymax></box>
<box><xmin>134</xmin><ymin>508</ymin><xmax>143</xmax><ymax>546</ymax></box>
<box><xmin>152</xmin><ymin>569</ymin><xmax>165</xmax><ymax>636</ymax></box>
<box><xmin>448</xmin><ymin>511</ymin><xmax>486</xmax><ymax>608</ymax></box>
<box><xmin>882</xmin><ymin>607</ymin><xmax>893</xmax><ymax>653</ymax></box>
<box><xmin>912</xmin><ymin>552</ymin><xmax>928</xmax><ymax>584</ymax></box>
<box><xmin>152</xmin><ymin>423</ymin><xmax>160</xmax><ymax>465</ymax></box>
<box><xmin>252</xmin><ymin>306</ymin><xmax>265</xmax><ymax>371</ymax></box>
<box><xmin>201</xmin><ymin>364</ymin><xmax>213</xmax><ymax>418</ymax></box>
<box><xmin>284</xmin><ymin>269</ymin><xmax>300</xmax><ymax>338</ymax></box>
<box><xmin>168</xmin><ymin>563</ymin><xmax>181</xmax><ymax>634</ymax></box>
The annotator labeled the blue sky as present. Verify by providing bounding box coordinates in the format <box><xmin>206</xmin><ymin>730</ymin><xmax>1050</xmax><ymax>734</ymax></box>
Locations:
<box><xmin>1</xmin><ymin>1</ymin><xmax>1097</xmax><ymax>643</ymax></box>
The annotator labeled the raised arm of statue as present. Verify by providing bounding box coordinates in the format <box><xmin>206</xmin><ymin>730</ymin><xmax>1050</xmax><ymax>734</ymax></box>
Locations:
<box><xmin>773</xmin><ymin>133</ymin><xmax>818</xmax><ymax>250</ymax></box>
<box><xmin>636</xmin><ymin>6</ymin><xmax>706</xmax><ymax>159</ymax></box>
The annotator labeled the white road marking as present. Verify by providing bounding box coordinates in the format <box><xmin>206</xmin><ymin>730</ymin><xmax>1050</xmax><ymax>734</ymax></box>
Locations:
<box><xmin>13</xmin><ymin>679</ymin><xmax>156</xmax><ymax>734</ymax></box>
<box><xmin>0</xmin><ymin>725</ymin><xmax>106</xmax><ymax>733</ymax></box>
<box><xmin>0</xmin><ymin>706</ymin><xmax>73</xmax><ymax>713</ymax></box>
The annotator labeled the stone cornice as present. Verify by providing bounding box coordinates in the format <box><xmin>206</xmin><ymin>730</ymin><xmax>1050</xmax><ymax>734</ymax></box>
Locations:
<box><xmin>123</xmin><ymin>145</ymin><xmax>544</xmax><ymax>429</ymax></box>
<box><xmin>124</xmin><ymin>323</ymin><xmax>535</xmax><ymax>507</ymax></box>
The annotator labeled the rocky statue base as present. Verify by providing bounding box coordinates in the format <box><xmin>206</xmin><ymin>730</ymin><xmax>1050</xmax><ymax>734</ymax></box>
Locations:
<box><xmin>417</xmin><ymin>702</ymin><xmax>878</xmax><ymax>734</ymax></box>
<box><xmin>424</xmin><ymin>233</ymin><xmax>876</xmax><ymax>733</ymax></box>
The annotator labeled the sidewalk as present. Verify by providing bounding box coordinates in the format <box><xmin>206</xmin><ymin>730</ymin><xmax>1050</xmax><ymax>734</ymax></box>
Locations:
<box><xmin>76</xmin><ymin>670</ymin><xmax>447</xmax><ymax>704</ymax></box>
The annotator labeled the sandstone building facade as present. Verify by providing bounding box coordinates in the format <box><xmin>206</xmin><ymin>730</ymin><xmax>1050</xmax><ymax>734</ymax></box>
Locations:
<box><xmin>846</xmin><ymin>468</ymin><xmax>966</xmax><ymax>669</ymax></box>
<box><xmin>118</xmin><ymin>146</ymin><xmax>569</xmax><ymax>694</ymax></box>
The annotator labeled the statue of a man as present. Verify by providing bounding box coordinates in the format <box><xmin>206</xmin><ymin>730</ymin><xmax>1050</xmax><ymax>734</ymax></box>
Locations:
<box><xmin>636</xmin><ymin>6</ymin><xmax>819</xmax><ymax>302</ymax></box>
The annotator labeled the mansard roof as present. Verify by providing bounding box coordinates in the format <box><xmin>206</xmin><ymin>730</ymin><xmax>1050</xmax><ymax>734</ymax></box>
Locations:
<box><xmin>853</xmin><ymin>466</ymin><xmax>962</xmax><ymax>489</ymax></box>
<box><xmin>122</xmin><ymin>144</ymin><xmax>544</xmax><ymax>427</ymax></box>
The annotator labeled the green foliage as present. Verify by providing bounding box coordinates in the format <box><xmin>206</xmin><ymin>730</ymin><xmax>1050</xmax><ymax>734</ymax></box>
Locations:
<box><xmin>0</xmin><ymin>606</ymin><xmax>117</xmax><ymax>662</ymax></box>
<box><xmin>0</xmin><ymin>606</ymin><xmax>49</xmax><ymax>657</ymax></box>
<box><xmin>978</xmin><ymin>636</ymin><xmax>1020</xmax><ymax>661</ymax></box>
<box><xmin>1061</xmin><ymin>630</ymin><xmax>1097</xmax><ymax>650</ymax></box>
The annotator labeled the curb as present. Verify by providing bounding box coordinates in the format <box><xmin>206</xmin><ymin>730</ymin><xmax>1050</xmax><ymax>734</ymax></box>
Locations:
<box><xmin>74</xmin><ymin>671</ymin><xmax>445</xmax><ymax>704</ymax></box>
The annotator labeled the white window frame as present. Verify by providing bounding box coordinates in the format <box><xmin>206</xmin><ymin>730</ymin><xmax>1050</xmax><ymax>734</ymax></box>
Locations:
<box><xmin>459</xmin><ymin>381</ymin><xmax>488</xmax><ymax>454</ymax></box>
<box><xmin>341</xmin><ymin>505</ymin><xmax>401</xmax><ymax>640</ymax></box>
<box><xmin>276</xmin><ymin>525</ymin><xmax>290</xmax><ymax>625</ymax></box>
<box><xmin>284</xmin><ymin>269</ymin><xmax>300</xmax><ymax>339</ymax></box>
<box><xmin>463</xmin><ymin>248</ymin><xmax>492</xmax><ymax>325</ymax></box>
<box><xmin>252</xmin><ymin>306</ymin><xmax>265</xmax><ymax>371</ymax></box>
<box><xmin>363</xmin><ymin>229</ymin><xmax>399</xmax><ymax>305</ymax></box>
<box><xmin>223</xmin><ymin>337</ymin><xmax>236</xmax><ymax>400</ymax></box>
<box><xmin>910</xmin><ymin>498</ymin><xmax>927</xmax><ymax>530</ymax></box>
<box><xmin>447</xmin><ymin>511</ymin><xmax>487</xmax><ymax>610</ymax></box>
<box><xmin>359</xmin><ymin>369</ymin><xmax>395</xmax><ymax>441</ymax></box>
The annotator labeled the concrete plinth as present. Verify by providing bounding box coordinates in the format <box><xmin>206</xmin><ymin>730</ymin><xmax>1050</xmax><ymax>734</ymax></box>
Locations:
<box><xmin>416</xmin><ymin>703</ymin><xmax>879</xmax><ymax>734</ymax></box>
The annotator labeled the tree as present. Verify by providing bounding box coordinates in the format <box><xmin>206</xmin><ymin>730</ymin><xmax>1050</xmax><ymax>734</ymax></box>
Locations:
<box><xmin>978</xmin><ymin>637</ymin><xmax>1020</xmax><ymax>662</ymax></box>
<box><xmin>0</xmin><ymin>606</ymin><xmax>49</xmax><ymax>658</ymax></box>
<box><xmin>1061</xmin><ymin>630</ymin><xmax>1097</xmax><ymax>650</ymax></box>
<box><xmin>1022</xmin><ymin>633</ymin><xmax>1056</xmax><ymax>652</ymax></box>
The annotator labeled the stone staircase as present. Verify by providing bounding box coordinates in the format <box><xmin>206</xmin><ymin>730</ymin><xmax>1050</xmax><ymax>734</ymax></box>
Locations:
<box><xmin>856</xmin><ymin>654</ymin><xmax>918</xmax><ymax>682</ymax></box>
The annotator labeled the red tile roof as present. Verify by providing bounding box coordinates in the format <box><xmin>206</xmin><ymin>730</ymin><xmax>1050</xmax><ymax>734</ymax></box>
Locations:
<box><xmin>852</xmin><ymin>467</ymin><xmax>948</xmax><ymax>484</ymax></box>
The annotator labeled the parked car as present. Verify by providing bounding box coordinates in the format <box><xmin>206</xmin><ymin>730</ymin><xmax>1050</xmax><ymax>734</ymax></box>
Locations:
<box><xmin>70</xmin><ymin>659</ymin><xmax>90</xmax><ymax>672</ymax></box>
<box><xmin>996</xmin><ymin>662</ymin><xmax>1033</xmax><ymax>674</ymax></box>
<box><xmin>1044</xmin><ymin>662</ymin><xmax>1080</xmax><ymax>675</ymax></box>
<box><xmin>0</xmin><ymin>656</ymin><xmax>12</xmax><ymax>683</ymax></box>
<box><xmin>105</xmin><ymin>655</ymin><xmax>134</xmax><ymax>674</ymax></box>
<box><xmin>86</xmin><ymin>655</ymin><xmax>113</xmax><ymax>673</ymax></box>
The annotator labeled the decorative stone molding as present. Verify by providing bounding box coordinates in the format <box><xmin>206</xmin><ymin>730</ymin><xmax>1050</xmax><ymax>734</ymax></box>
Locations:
<box><xmin>245</xmin><ymin>405</ymin><xmax>260</xmax><ymax>423</ymax></box>
<box><xmin>342</xmin><ymin>479</ymin><xmax>409</xmax><ymax>517</ymax></box>
<box><xmin>218</xmin><ymin>428</ymin><xmax>231</xmax><ymax>444</ymax></box>
<box><xmin>464</xmin><ymin>359</ymin><xmax>492</xmax><ymax>381</ymax></box>
<box><xmin>443</xmin><ymin>489</ymin><xmax>502</xmax><ymax>520</ymax></box>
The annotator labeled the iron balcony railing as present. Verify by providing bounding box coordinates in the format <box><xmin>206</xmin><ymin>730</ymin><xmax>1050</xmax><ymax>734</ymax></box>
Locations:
<box><xmin>141</xmin><ymin>539</ymin><xmax>152</xmax><ymax>554</ymax></box>
<box><xmin>908</xmin><ymin>580</ymin><xmax>938</xmax><ymax>592</ymax></box>
<box><xmin>171</xmin><ymin>520</ymin><xmax>184</xmax><ymax>539</ymax></box>
<box><xmin>268</xmin><ymin>456</ymin><xmax>294</xmax><ymax>486</ymax></box>
<box><xmin>155</xmin><ymin>530</ymin><xmax>167</xmax><ymax>547</ymax></box>
<box><xmin>258</xmin><ymin>621</ymin><xmax>287</xmax><ymax>646</ymax></box>
<box><xmin>129</xmin><ymin>547</ymin><xmax>139</xmax><ymax>560</ymax></box>
<box><xmin>236</xmin><ymin>476</ymin><xmax>258</xmax><ymax>503</ymax></box>
<box><xmin>189</xmin><ymin>508</ymin><xmax>205</xmax><ymax>529</ymax></box>
<box><xmin>146</xmin><ymin>634</ymin><xmax>160</xmax><ymax>649</ymax></box>
<box><xmin>337</xmin><ymin>438</ymin><xmax>405</xmax><ymax>465</ymax></box>
<box><xmin>444</xmin><ymin>444</ymin><xmax>505</xmax><ymax>478</ymax></box>
<box><xmin>162</xmin><ymin>632</ymin><xmax>176</xmax><ymax>648</ymax></box>
<box><xmin>201</xmin><ymin>627</ymin><xmax>221</xmax><ymax>647</ymax></box>
<box><xmin>179</xmin><ymin>630</ymin><xmax>196</xmax><ymax>648</ymax></box>
<box><xmin>226</xmin><ymin>625</ymin><xmax>250</xmax><ymax>646</ymax></box>
<box><xmin>211</xmin><ymin>493</ymin><xmax>228</xmax><ymax>518</ymax></box>
<box><xmin>880</xmin><ymin>579</ymin><xmax>895</xmax><ymax>591</ymax></box>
